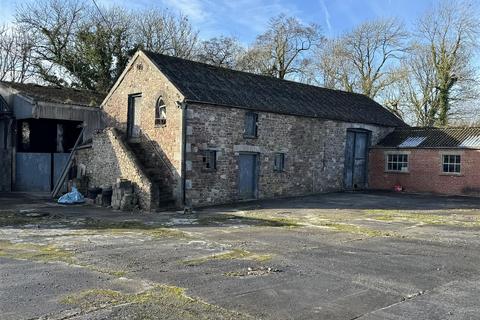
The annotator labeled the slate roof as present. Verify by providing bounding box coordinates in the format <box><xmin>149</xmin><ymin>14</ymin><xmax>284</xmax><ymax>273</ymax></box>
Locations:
<box><xmin>0</xmin><ymin>81</ymin><xmax>105</xmax><ymax>107</ymax></box>
<box><xmin>142</xmin><ymin>51</ymin><xmax>405</xmax><ymax>127</ymax></box>
<box><xmin>375</xmin><ymin>127</ymin><xmax>480</xmax><ymax>149</ymax></box>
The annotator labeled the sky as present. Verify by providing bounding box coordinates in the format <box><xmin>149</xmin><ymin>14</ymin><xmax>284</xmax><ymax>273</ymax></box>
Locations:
<box><xmin>0</xmin><ymin>0</ymin><xmax>445</xmax><ymax>43</ymax></box>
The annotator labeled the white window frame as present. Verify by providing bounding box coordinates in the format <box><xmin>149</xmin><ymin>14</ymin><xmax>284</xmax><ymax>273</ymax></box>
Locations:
<box><xmin>441</xmin><ymin>153</ymin><xmax>461</xmax><ymax>174</ymax></box>
<box><xmin>384</xmin><ymin>151</ymin><xmax>410</xmax><ymax>173</ymax></box>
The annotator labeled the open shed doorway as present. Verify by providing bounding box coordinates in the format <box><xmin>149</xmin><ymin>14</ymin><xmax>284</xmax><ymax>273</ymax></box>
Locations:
<box><xmin>14</xmin><ymin>119</ymin><xmax>82</xmax><ymax>192</ymax></box>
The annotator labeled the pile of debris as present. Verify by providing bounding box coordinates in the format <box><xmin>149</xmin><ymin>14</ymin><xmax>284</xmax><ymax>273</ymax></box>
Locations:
<box><xmin>86</xmin><ymin>178</ymin><xmax>138</xmax><ymax>211</ymax></box>
<box><xmin>111</xmin><ymin>179</ymin><xmax>138</xmax><ymax>211</ymax></box>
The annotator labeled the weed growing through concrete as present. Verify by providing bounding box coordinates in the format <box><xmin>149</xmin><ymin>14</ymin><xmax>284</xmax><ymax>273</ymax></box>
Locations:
<box><xmin>61</xmin><ymin>285</ymin><xmax>253</xmax><ymax>319</ymax></box>
<box><xmin>182</xmin><ymin>249</ymin><xmax>272</xmax><ymax>266</ymax></box>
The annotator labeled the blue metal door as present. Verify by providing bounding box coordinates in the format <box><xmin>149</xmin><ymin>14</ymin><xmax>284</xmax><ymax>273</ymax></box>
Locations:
<box><xmin>15</xmin><ymin>152</ymin><xmax>51</xmax><ymax>192</ymax></box>
<box><xmin>344</xmin><ymin>130</ymin><xmax>370</xmax><ymax>189</ymax></box>
<box><xmin>239</xmin><ymin>153</ymin><xmax>257</xmax><ymax>199</ymax></box>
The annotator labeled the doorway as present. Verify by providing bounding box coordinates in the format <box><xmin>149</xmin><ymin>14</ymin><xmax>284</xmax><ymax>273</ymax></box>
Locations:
<box><xmin>127</xmin><ymin>94</ymin><xmax>142</xmax><ymax>139</ymax></box>
<box><xmin>238</xmin><ymin>153</ymin><xmax>257</xmax><ymax>199</ymax></box>
<box><xmin>344</xmin><ymin>129</ymin><xmax>370</xmax><ymax>190</ymax></box>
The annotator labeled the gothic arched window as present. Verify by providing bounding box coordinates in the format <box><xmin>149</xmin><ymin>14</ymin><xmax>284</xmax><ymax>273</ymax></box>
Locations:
<box><xmin>155</xmin><ymin>97</ymin><xmax>167</xmax><ymax>126</ymax></box>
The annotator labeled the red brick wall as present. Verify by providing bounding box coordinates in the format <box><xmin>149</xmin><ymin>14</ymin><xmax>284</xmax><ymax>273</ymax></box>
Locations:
<box><xmin>369</xmin><ymin>148</ymin><xmax>480</xmax><ymax>196</ymax></box>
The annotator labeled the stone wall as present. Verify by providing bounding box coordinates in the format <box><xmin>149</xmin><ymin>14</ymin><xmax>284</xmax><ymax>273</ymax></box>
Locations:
<box><xmin>0</xmin><ymin>149</ymin><xmax>11</xmax><ymax>191</ymax></box>
<box><xmin>369</xmin><ymin>148</ymin><xmax>480</xmax><ymax>196</ymax></box>
<box><xmin>185</xmin><ymin>103</ymin><xmax>393</xmax><ymax>207</ymax></box>
<box><xmin>101</xmin><ymin>53</ymin><xmax>184</xmax><ymax>203</ymax></box>
<box><xmin>75</xmin><ymin>128</ymin><xmax>154</xmax><ymax>210</ymax></box>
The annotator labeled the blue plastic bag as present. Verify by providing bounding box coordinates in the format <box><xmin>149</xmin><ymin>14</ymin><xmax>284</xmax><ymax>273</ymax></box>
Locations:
<box><xmin>58</xmin><ymin>187</ymin><xmax>85</xmax><ymax>204</ymax></box>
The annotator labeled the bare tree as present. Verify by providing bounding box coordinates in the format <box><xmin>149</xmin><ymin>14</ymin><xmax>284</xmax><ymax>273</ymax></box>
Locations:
<box><xmin>0</xmin><ymin>25</ymin><xmax>34</xmax><ymax>82</ymax></box>
<box><xmin>342</xmin><ymin>18</ymin><xmax>408</xmax><ymax>98</ymax></box>
<box><xmin>315</xmin><ymin>38</ymin><xmax>356</xmax><ymax>91</ymax></box>
<box><xmin>237</xmin><ymin>14</ymin><xmax>321</xmax><ymax>80</ymax></box>
<box><xmin>134</xmin><ymin>9</ymin><xmax>199</xmax><ymax>59</ymax></box>
<box><xmin>196</xmin><ymin>36</ymin><xmax>244</xmax><ymax>68</ymax></box>
<box><xmin>416</xmin><ymin>0</ymin><xmax>479</xmax><ymax>126</ymax></box>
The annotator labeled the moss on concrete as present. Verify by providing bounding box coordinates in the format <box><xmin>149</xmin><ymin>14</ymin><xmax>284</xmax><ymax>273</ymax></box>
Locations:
<box><xmin>0</xmin><ymin>240</ymin><xmax>127</xmax><ymax>276</ymax></box>
<box><xmin>319</xmin><ymin>223</ymin><xmax>395</xmax><ymax>237</ymax></box>
<box><xmin>182</xmin><ymin>249</ymin><xmax>272</xmax><ymax>266</ymax></box>
<box><xmin>61</xmin><ymin>285</ymin><xmax>253</xmax><ymax>319</ymax></box>
<box><xmin>0</xmin><ymin>211</ymin><xmax>57</xmax><ymax>227</ymax></box>
<box><xmin>364</xmin><ymin>209</ymin><xmax>480</xmax><ymax>227</ymax></box>
<box><xmin>197</xmin><ymin>214</ymin><xmax>300</xmax><ymax>228</ymax></box>
<box><xmin>0</xmin><ymin>240</ymin><xmax>75</xmax><ymax>264</ymax></box>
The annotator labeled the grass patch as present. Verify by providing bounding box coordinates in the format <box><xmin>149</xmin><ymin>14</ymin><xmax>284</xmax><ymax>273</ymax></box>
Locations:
<box><xmin>61</xmin><ymin>285</ymin><xmax>253</xmax><ymax>319</ymax></box>
<box><xmin>364</xmin><ymin>209</ymin><xmax>480</xmax><ymax>227</ymax></box>
<box><xmin>319</xmin><ymin>223</ymin><xmax>395</xmax><ymax>237</ymax></box>
<box><xmin>182</xmin><ymin>249</ymin><xmax>272</xmax><ymax>266</ymax></box>
<box><xmin>0</xmin><ymin>240</ymin><xmax>127</xmax><ymax>276</ymax></box>
<box><xmin>0</xmin><ymin>240</ymin><xmax>75</xmax><ymax>264</ymax></box>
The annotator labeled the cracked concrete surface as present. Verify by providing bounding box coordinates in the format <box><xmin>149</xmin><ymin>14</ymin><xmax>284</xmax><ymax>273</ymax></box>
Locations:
<box><xmin>1</xmin><ymin>191</ymin><xmax>480</xmax><ymax>319</ymax></box>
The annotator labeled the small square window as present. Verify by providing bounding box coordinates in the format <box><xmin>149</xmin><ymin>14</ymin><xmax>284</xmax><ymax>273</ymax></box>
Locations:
<box><xmin>274</xmin><ymin>153</ymin><xmax>285</xmax><ymax>172</ymax></box>
<box><xmin>244</xmin><ymin>112</ymin><xmax>258</xmax><ymax>138</ymax></box>
<box><xmin>442</xmin><ymin>155</ymin><xmax>461</xmax><ymax>173</ymax></box>
<box><xmin>386</xmin><ymin>153</ymin><xmax>408</xmax><ymax>172</ymax></box>
<box><xmin>202</xmin><ymin>150</ymin><xmax>217</xmax><ymax>170</ymax></box>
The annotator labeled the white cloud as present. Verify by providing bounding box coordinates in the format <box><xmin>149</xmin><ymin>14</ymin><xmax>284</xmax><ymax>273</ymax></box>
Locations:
<box><xmin>159</xmin><ymin>0</ymin><xmax>210</xmax><ymax>22</ymax></box>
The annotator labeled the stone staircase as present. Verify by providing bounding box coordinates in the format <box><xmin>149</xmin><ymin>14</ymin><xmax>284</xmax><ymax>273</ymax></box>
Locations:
<box><xmin>127</xmin><ymin>141</ymin><xmax>175</xmax><ymax>210</ymax></box>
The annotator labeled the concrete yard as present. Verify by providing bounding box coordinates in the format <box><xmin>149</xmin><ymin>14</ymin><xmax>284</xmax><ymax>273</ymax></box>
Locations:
<box><xmin>1</xmin><ymin>191</ymin><xmax>480</xmax><ymax>320</ymax></box>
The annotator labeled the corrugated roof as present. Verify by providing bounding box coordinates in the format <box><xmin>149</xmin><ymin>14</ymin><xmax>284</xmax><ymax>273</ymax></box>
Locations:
<box><xmin>142</xmin><ymin>51</ymin><xmax>406</xmax><ymax>127</ymax></box>
<box><xmin>376</xmin><ymin>127</ymin><xmax>480</xmax><ymax>149</ymax></box>
<box><xmin>0</xmin><ymin>81</ymin><xmax>105</xmax><ymax>107</ymax></box>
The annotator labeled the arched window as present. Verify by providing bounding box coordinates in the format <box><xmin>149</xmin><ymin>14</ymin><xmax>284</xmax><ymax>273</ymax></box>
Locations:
<box><xmin>155</xmin><ymin>97</ymin><xmax>167</xmax><ymax>126</ymax></box>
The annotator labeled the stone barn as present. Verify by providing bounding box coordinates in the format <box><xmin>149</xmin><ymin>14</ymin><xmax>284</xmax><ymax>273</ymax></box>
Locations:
<box><xmin>83</xmin><ymin>50</ymin><xmax>405</xmax><ymax>210</ymax></box>
<box><xmin>369</xmin><ymin>127</ymin><xmax>480</xmax><ymax>196</ymax></box>
<box><xmin>0</xmin><ymin>82</ymin><xmax>103</xmax><ymax>192</ymax></box>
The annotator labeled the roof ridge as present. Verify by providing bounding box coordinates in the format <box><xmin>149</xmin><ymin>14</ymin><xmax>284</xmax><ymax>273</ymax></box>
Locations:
<box><xmin>0</xmin><ymin>81</ymin><xmax>103</xmax><ymax>94</ymax></box>
<box><xmin>141</xmin><ymin>50</ymin><xmax>373</xmax><ymax>99</ymax></box>
<box><xmin>400</xmin><ymin>126</ymin><xmax>480</xmax><ymax>130</ymax></box>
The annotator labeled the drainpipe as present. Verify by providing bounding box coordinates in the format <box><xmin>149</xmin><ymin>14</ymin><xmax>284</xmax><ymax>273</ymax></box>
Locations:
<box><xmin>179</xmin><ymin>100</ymin><xmax>188</xmax><ymax>208</ymax></box>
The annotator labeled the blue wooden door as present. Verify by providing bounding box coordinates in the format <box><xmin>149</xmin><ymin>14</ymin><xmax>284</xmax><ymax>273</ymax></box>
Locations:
<box><xmin>344</xmin><ymin>130</ymin><xmax>369</xmax><ymax>189</ymax></box>
<box><xmin>15</xmin><ymin>153</ymin><xmax>51</xmax><ymax>192</ymax></box>
<box><xmin>239</xmin><ymin>153</ymin><xmax>257</xmax><ymax>199</ymax></box>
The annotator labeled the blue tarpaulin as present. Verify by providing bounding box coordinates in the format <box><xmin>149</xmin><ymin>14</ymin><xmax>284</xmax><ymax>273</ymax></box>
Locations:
<box><xmin>58</xmin><ymin>187</ymin><xmax>85</xmax><ymax>204</ymax></box>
